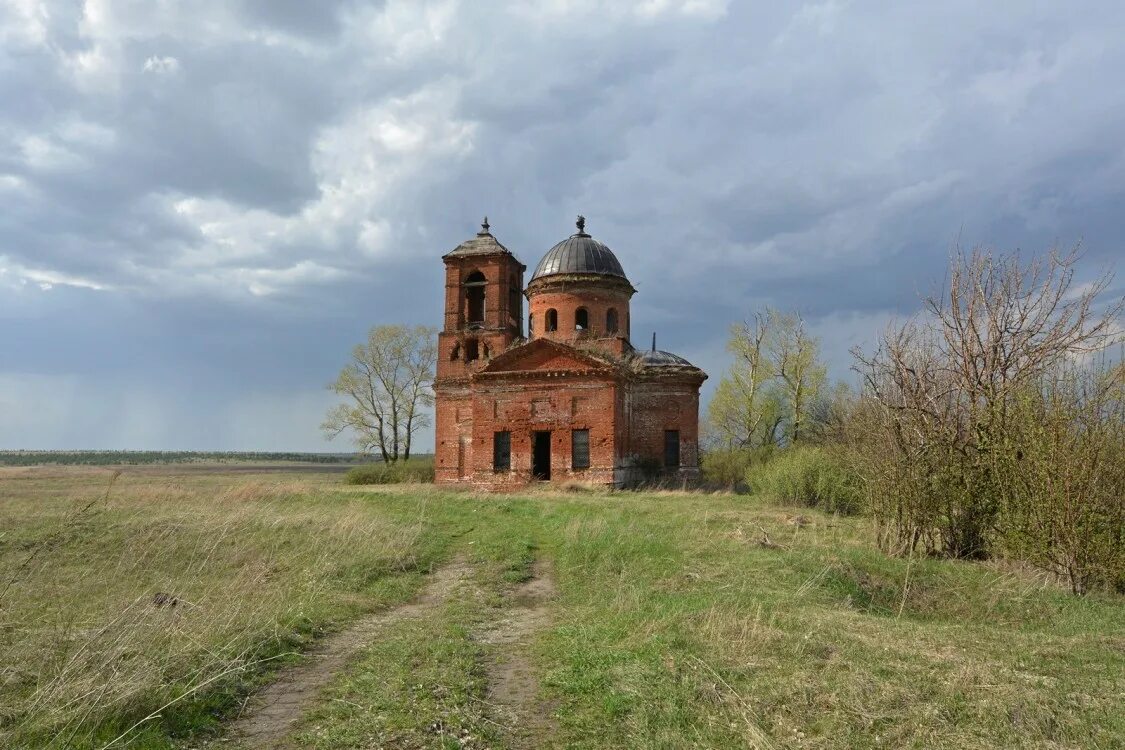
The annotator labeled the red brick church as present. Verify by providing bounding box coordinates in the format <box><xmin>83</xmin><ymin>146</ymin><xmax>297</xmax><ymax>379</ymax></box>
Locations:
<box><xmin>434</xmin><ymin>217</ymin><xmax>707</xmax><ymax>488</ymax></box>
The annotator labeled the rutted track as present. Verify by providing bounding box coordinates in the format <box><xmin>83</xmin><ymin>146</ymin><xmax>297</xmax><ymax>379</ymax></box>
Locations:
<box><xmin>477</xmin><ymin>560</ymin><xmax>560</xmax><ymax>748</ymax></box>
<box><xmin>227</xmin><ymin>560</ymin><xmax>469</xmax><ymax>749</ymax></box>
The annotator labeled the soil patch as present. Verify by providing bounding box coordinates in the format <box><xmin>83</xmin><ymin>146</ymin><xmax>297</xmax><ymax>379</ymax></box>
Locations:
<box><xmin>477</xmin><ymin>560</ymin><xmax>560</xmax><ymax>748</ymax></box>
<box><xmin>227</xmin><ymin>559</ymin><xmax>469</xmax><ymax>749</ymax></box>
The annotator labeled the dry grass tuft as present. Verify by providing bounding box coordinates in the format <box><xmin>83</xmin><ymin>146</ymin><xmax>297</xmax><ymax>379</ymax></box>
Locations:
<box><xmin>0</xmin><ymin>474</ymin><xmax>429</xmax><ymax>749</ymax></box>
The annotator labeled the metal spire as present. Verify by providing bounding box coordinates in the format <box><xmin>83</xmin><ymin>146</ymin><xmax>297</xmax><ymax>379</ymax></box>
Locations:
<box><xmin>479</xmin><ymin>216</ymin><xmax>491</xmax><ymax>235</ymax></box>
<box><xmin>652</xmin><ymin>332</ymin><xmax>656</xmax><ymax>352</ymax></box>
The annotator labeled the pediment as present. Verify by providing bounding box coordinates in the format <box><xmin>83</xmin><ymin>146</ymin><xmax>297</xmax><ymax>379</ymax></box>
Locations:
<box><xmin>477</xmin><ymin>338</ymin><xmax>618</xmax><ymax>377</ymax></box>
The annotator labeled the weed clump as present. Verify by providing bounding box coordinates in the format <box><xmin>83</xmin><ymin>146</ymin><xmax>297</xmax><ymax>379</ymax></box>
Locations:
<box><xmin>749</xmin><ymin>447</ymin><xmax>862</xmax><ymax>515</ymax></box>
<box><xmin>344</xmin><ymin>457</ymin><xmax>434</xmax><ymax>485</ymax></box>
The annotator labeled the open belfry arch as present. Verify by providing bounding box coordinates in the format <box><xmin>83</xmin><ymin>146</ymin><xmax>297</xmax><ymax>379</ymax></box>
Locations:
<box><xmin>434</xmin><ymin>217</ymin><xmax>707</xmax><ymax>488</ymax></box>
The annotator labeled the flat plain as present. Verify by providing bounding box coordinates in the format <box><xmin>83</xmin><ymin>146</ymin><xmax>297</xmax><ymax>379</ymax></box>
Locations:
<box><xmin>1</xmin><ymin>465</ymin><xmax>1121</xmax><ymax>749</ymax></box>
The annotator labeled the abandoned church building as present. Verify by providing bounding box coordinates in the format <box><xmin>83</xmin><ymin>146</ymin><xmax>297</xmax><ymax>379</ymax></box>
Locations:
<box><xmin>434</xmin><ymin>217</ymin><xmax>707</xmax><ymax>488</ymax></box>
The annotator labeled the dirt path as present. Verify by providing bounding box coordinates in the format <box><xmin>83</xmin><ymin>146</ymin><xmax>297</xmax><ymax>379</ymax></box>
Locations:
<box><xmin>227</xmin><ymin>559</ymin><xmax>469</xmax><ymax>749</ymax></box>
<box><xmin>478</xmin><ymin>560</ymin><xmax>560</xmax><ymax>748</ymax></box>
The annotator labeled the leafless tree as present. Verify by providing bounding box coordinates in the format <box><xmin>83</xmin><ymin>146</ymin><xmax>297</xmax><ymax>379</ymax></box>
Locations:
<box><xmin>852</xmin><ymin>245</ymin><xmax>1122</xmax><ymax>559</ymax></box>
<box><xmin>322</xmin><ymin>325</ymin><xmax>437</xmax><ymax>463</ymax></box>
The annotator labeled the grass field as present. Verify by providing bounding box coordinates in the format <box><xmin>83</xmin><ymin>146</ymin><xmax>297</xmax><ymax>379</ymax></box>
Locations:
<box><xmin>1</xmin><ymin>466</ymin><xmax>1121</xmax><ymax>749</ymax></box>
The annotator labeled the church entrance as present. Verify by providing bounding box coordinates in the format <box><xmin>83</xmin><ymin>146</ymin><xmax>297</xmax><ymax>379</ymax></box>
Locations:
<box><xmin>532</xmin><ymin>431</ymin><xmax>551</xmax><ymax>480</ymax></box>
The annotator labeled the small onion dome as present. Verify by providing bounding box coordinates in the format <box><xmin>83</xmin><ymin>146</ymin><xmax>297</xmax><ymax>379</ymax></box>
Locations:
<box><xmin>529</xmin><ymin>215</ymin><xmax>628</xmax><ymax>282</ymax></box>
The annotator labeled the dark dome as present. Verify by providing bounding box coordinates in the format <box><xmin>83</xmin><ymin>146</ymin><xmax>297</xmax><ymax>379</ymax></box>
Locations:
<box><xmin>637</xmin><ymin>349</ymin><xmax>695</xmax><ymax>367</ymax></box>
<box><xmin>530</xmin><ymin>230</ymin><xmax>627</xmax><ymax>282</ymax></box>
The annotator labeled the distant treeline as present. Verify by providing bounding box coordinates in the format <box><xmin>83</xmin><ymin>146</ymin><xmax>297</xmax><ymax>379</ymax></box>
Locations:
<box><xmin>0</xmin><ymin>451</ymin><xmax>367</xmax><ymax>466</ymax></box>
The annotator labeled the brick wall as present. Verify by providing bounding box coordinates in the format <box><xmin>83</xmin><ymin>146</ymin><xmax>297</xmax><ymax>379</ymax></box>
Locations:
<box><xmin>433</xmin><ymin>383</ymin><xmax>473</xmax><ymax>483</ymax></box>
<box><xmin>626</xmin><ymin>376</ymin><xmax>702</xmax><ymax>477</ymax></box>
<box><xmin>527</xmin><ymin>279</ymin><xmax>632</xmax><ymax>343</ymax></box>
<box><xmin>466</xmin><ymin>374</ymin><xmax>621</xmax><ymax>486</ymax></box>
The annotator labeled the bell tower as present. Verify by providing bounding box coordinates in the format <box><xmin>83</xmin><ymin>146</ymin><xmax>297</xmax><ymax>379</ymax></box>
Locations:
<box><xmin>436</xmin><ymin>218</ymin><xmax>526</xmax><ymax>382</ymax></box>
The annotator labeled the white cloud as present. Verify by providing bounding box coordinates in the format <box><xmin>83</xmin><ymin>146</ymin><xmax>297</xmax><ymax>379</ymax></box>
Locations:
<box><xmin>142</xmin><ymin>55</ymin><xmax>180</xmax><ymax>74</ymax></box>
<box><xmin>148</xmin><ymin>81</ymin><xmax>476</xmax><ymax>296</ymax></box>
<box><xmin>516</xmin><ymin>0</ymin><xmax>728</xmax><ymax>22</ymax></box>
<box><xmin>357</xmin><ymin>0</ymin><xmax>459</xmax><ymax>62</ymax></box>
<box><xmin>234</xmin><ymin>261</ymin><xmax>347</xmax><ymax>297</ymax></box>
<box><xmin>14</xmin><ymin>119</ymin><xmax>115</xmax><ymax>172</ymax></box>
<box><xmin>0</xmin><ymin>257</ymin><xmax>110</xmax><ymax>291</ymax></box>
<box><xmin>18</xmin><ymin>135</ymin><xmax>83</xmax><ymax>171</ymax></box>
<box><xmin>0</xmin><ymin>0</ymin><xmax>49</xmax><ymax>48</ymax></box>
<box><xmin>0</xmin><ymin>174</ymin><xmax>29</xmax><ymax>193</ymax></box>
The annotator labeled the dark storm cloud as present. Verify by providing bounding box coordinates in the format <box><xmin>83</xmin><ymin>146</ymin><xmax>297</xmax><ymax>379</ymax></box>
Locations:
<box><xmin>2</xmin><ymin>0</ymin><xmax>1124</xmax><ymax>449</ymax></box>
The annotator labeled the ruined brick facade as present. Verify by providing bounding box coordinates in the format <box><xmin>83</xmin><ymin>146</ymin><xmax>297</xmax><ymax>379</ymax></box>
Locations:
<box><xmin>434</xmin><ymin>218</ymin><xmax>706</xmax><ymax>488</ymax></box>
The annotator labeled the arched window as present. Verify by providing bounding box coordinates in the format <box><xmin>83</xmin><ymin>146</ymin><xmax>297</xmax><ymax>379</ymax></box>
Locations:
<box><xmin>545</xmin><ymin>309</ymin><xmax>558</xmax><ymax>332</ymax></box>
<box><xmin>450</xmin><ymin>342</ymin><xmax>461</xmax><ymax>360</ymax></box>
<box><xmin>575</xmin><ymin>307</ymin><xmax>589</xmax><ymax>331</ymax></box>
<box><xmin>606</xmin><ymin>308</ymin><xmax>619</xmax><ymax>333</ymax></box>
<box><xmin>528</xmin><ymin>313</ymin><xmax>534</xmax><ymax>337</ymax></box>
<box><xmin>465</xmin><ymin>271</ymin><xmax>486</xmax><ymax>324</ymax></box>
<box><xmin>465</xmin><ymin>338</ymin><xmax>479</xmax><ymax>361</ymax></box>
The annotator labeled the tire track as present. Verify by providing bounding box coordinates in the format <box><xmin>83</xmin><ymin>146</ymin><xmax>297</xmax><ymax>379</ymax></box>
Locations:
<box><xmin>227</xmin><ymin>559</ymin><xmax>469</xmax><ymax>749</ymax></box>
<box><xmin>477</xmin><ymin>560</ymin><xmax>559</xmax><ymax>748</ymax></box>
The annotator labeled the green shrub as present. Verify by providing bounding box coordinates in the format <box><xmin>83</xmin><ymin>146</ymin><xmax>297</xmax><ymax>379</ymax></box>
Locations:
<box><xmin>750</xmin><ymin>446</ymin><xmax>862</xmax><ymax>515</ymax></box>
<box><xmin>701</xmin><ymin>446</ymin><xmax>774</xmax><ymax>488</ymax></box>
<box><xmin>344</xmin><ymin>457</ymin><xmax>434</xmax><ymax>485</ymax></box>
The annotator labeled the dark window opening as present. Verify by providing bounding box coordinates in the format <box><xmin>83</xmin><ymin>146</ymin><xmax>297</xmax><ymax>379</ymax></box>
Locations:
<box><xmin>575</xmin><ymin>307</ymin><xmax>589</xmax><ymax>331</ymax></box>
<box><xmin>493</xmin><ymin>431</ymin><xmax>511</xmax><ymax>472</ymax></box>
<box><xmin>465</xmin><ymin>339</ymin><xmax>479</xmax><ymax>361</ymax></box>
<box><xmin>465</xmin><ymin>271</ymin><xmax>486</xmax><ymax>324</ymax></box>
<box><xmin>606</xmin><ymin>308</ymin><xmax>619</xmax><ymax>333</ymax></box>
<box><xmin>528</xmin><ymin>313</ymin><xmax>534</xmax><ymax>337</ymax></box>
<box><xmin>664</xmin><ymin>430</ymin><xmax>681</xmax><ymax>468</ymax></box>
<box><xmin>509</xmin><ymin>284</ymin><xmax>520</xmax><ymax>325</ymax></box>
<box><xmin>545</xmin><ymin>308</ymin><xmax>558</xmax><ymax>332</ymax></box>
<box><xmin>450</xmin><ymin>343</ymin><xmax>460</xmax><ymax>360</ymax></box>
<box><xmin>572</xmin><ymin>429</ymin><xmax>590</xmax><ymax>469</ymax></box>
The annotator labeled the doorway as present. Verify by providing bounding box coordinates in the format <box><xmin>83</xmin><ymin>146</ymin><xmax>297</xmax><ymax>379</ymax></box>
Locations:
<box><xmin>532</xmin><ymin>431</ymin><xmax>551</xmax><ymax>480</ymax></box>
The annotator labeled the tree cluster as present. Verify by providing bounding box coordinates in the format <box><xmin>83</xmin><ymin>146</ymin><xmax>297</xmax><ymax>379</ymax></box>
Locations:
<box><xmin>706</xmin><ymin>308</ymin><xmax>829</xmax><ymax>453</ymax></box>
<box><xmin>847</xmin><ymin>246</ymin><xmax>1123</xmax><ymax>593</ymax></box>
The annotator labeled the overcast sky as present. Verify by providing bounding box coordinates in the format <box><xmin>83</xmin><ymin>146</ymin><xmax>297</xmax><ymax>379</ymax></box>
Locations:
<box><xmin>2</xmin><ymin>1</ymin><xmax>1123</xmax><ymax>451</ymax></box>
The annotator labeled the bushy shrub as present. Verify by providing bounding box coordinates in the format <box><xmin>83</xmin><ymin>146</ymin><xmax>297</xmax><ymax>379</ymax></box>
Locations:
<box><xmin>701</xmin><ymin>446</ymin><xmax>774</xmax><ymax>488</ymax></box>
<box><xmin>850</xmin><ymin>246</ymin><xmax>1121</xmax><ymax>566</ymax></box>
<box><xmin>344</xmin><ymin>457</ymin><xmax>434</xmax><ymax>485</ymax></box>
<box><xmin>750</xmin><ymin>447</ymin><xmax>862</xmax><ymax>515</ymax></box>
<box><xmin>995</xmin><ymin>366</ymin><xmax>1125</xmax><ymax>595</ymax></box>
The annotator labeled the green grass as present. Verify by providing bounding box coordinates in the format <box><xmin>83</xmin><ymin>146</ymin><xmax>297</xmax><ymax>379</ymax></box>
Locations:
<box><xmin>1</xmin><ymin>467</ymin><xmax>1121</xmax><ymax>749</ymax></box>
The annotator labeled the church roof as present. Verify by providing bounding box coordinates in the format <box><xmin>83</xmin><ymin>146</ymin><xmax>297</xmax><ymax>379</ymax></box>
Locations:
<box><xmin>529</xmin><ymin>216</ymin><xmax>628</xmax><ymax>283</ymax></box>
<box><xmin>636</xmin><ymin>349</ymin><xmax>695</xmax><ymax>367</ymax></box>
<box><xmin>629</xmin><ymin>336</ymin><xmax>707</xmax><ymax>381</ymax></box>
<box><xmin>444</xmin><ymin>218</ymin><xmax>522</xmax><ymax>263</ymax></box>
<box><xmin>475</xmin><ymin>337</ymin><xmax>620</xmax><ymax>379</ymax></box>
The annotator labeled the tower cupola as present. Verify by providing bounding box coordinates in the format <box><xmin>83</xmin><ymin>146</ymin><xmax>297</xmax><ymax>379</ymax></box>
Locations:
<box><xmin>436</xmin><ymin>218</ymin><xmax>526</xmax><ymax>380</ymax></box>
<box><xmin>526</xmin><ymin>216</ymin><xmax>635</xmax><ymax>354</ymax></box>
